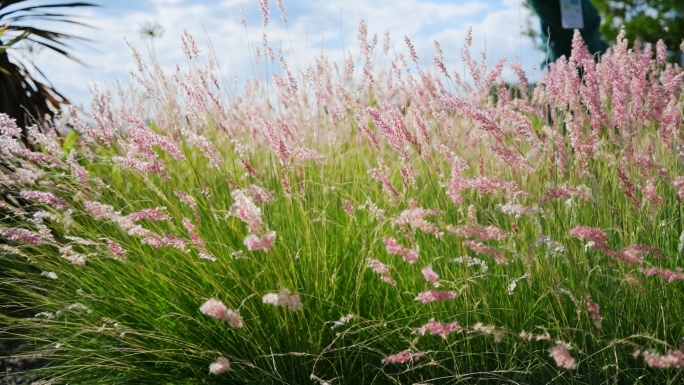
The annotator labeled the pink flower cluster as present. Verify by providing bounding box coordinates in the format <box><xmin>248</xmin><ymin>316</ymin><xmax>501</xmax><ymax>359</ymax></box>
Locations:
<box><xmin>0</xmin><ymin>228</ymin><xmax>46</xmax><ymax>246</ymax></box>
<box><xmin>365</xmin><ymin>103</ymin><xmax>419</xmax><ymax>154</ymax></box>
<box><xmin>445</xmin><ymin>153</ymin><xmax>532</xmax><ymax>204</ymax></box>
<box><xmin>412</xmin><ymin>318</ymin><xmax>462</xmax><ymax>339</ymax></box>
<box><xmin>584</xmin><ymin>295</ymin><xmax>602</xmax><ymax>327</ymax></box>
<box><xmin>0</xmin><ymin>200</ymin><xmax>24</xmax><ymax>215</ymax></box>
<box><xmin>617</xmin><ymin>166</ymin><xmax>640</xmax><ymax>211</ymax></box>
<box><xmin>641</xmin><ymin>266</ymin><xmax>684</xmax><ymax>282</ymax></box>
<box><xmin>463</xmin><ymin>240</ymin><xmax>507</xmax><ymax>265</ymax></box>
<box><xmin>67</xmin><ymin>155</ymin><xmax>90</xmax><ymax>186</ymax></box>
<box><xmin>112</xmin><ymin>155</ymin><xmax>168</xmax><ymax>179</ymax></box>
<box><xmin>392</xmin><ymin>205</ymin><xmax>442</xmax><ymax>237</ymax></box>
<box><xmin>292</xmin><ymin>147</ymin><xmax>324</xmax><ymax>162</ymax></box>
<box><xmin>197</xmin><ymin>250</ymin><xmax>217</xmax><ymax>261</ymax></box>
<box><xmin>261</xmin><ymin>119</ymin><xmax>292</xmax><ymax>167</ymax></box>
<box><xmin>173</xmin><ymin>190</ymin><xmax>197</xmax><ymax>209</ymax></box>
<box><xmin>59</xmin><ymin>246</ymin><xmax>86</xmax><ymax>266</ymax></box>
<box><xmin>342</xmin><ymin>200</ymin><xmax>355</xmax><ymax>217</ymax></box>
<box><xmin>126</xmin><ymin>208</ymin><xmax>170</xmax><ymax>222</ymax></box>
<box><xmin>228</xmin><ymin>189</ymin><xmax>277</xmax><ymax>252</ymax></box>
<box><xmin>142</xmin><ymin>234</ymin><xmax>188</xmax><ymax>250</ymax></box>
<box><xmin>548</xmin><ymin>341</ymin><xmax>576</xmax><ymax>370</ymax></box>
<box><xmin>383</xmin><ymin>237</ymin><xmax>418</xmax><ymax>264</ymax></box>
<box><xmin>382</xmin><ymin>350</ymin><xmax>425</xmax><ymax>365</ymax></box>
<box><xmin>83</xmin><ymin>200</ymin><xmax>120</xmax><ymax>220</ymax></box>
<box><xmin>445</xmin><ymin>153</ymin><xmax>469</xmax><ymax>205</ymax></box>
<box><xmin>229</xmin><ymin>189</ymin><xmax>264</xmax><ymax>234</ymax></box>
<box><xmin>182</xmin><ymin>218</ymin><xmax>204</xmax><ymax>246</ymax></box>
<box><xmin>415</xmin><ymin>289</ymin><xmax>456</xmax><ymax>303</ymax></box>
<box><xmin>369</xmin><ymin>158</ymin><xmax>400</xmax><ymax>201</ymax></box>
<box><xmin>569</xmin><ymin>226</ymin><xmax>610</xmax><ymax>249</ymax></box>
<box><xmin>441</xmin><ymin>97</ymin><xmax>504</xmax><ymax>142</ymax></box>
<box><xmin>620</xmin><ymin>245</ymin><xmax>666</xmax><ymax>261</ymax></box>
<box><xmin>0</xmin><ymin>113</ymin><xmax>21</xmax><ymax>137</ymax></box>
<box><xmin>569</xmin><ymin>226</ymin><xmax>662</xmax><ymax>265</ymax></box>
<box><xmin>16</xmin><ymin>149</ymin><xmax>65</xmax><ymax>168</ymax></box>
<box><xmin>262</xmin><ymin>288</ymin><xmax>302</xmax><ymax>311</ymax></box>
<box><xmin>672</xmin><ymin>177</ymin><xmax>684</xmax><ymax>200</ymax></box>
<box><xmin>540</xmin><ymin>184</ymin><xmax>591</xmax><ymax>203</ymax></box>
<box><xmin>107</xmin><ymin>240</ymin><xmax>127</xmax><ymax>260</ymax></box>
<box><xmin>636</xmin><ymin>349</ymin><xmax>684</xmax><ymax>369</ymax></box>
<box><xmin>19</xmin><ymin>190</ymin><xmax>68</xmax><ymax>209</ymax></box>
<box><xmin>366</xmin><ymin>258</ymin><xmax>396</xmax><ymax>285</ymax></box>
<box><xmin>448</xmin><ymin>224</ymin><xmax>508</xmax><ymax>242</ymax></box>
<box><xmin>468</xmin><ymin>176</ymin><xmax>529</xmax><ymax>199</ymax></box>
<box><xmin>178</xmin><ymin>217</ymin><xmax>216</xmax><ymax>260</ymax></box>
<box><xmin>258</xmin><ymin>0</ymin><xmax>269</xmax><ymax>26</ymax></box>
<box><xmin>421</xmin><ymin>266</ymin><xmax>439</xmax><ymax>284</ymax></box>
<box><xmin>199</xmin><ymin>298</ymin><xmax>243</xmax><ymax>328</ymax></box>
<box><xmin>246</xmin><ymin>184</ymin><xmax>275</xmax><ymax>204</ymax></box>
<box><xmin>209</xmin><ymin>357</ymin><xmax>230</xmax><ymax>375</ymax></box>
<box><xmin>642</xmin><ymin>178</ymin><xmax>663</xmax><ymax>208</ymax></box>
<box><xmin>240</xmin><ymin>159</ymin><xmax>261</xmax><ymax>181</ymax></box>
<box><xmin>244</xmin><ymin>231</ymin><xmax>276</xmax><ymax>252</ymax></box>
<box><xmin>123</xmin><ymin>115</ymin><xmax>185</xmax><ymax>160</ymax></box>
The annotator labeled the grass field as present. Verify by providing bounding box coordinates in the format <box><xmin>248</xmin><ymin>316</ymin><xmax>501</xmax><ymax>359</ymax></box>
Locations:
<box><xmin>1</xmin><ymin>22</ymin><xmax>684</xmax><ymax>384</ymax></box>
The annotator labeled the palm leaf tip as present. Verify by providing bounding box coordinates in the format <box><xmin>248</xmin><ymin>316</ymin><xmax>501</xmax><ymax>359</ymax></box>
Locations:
<box><xmin>0</xmin><ymin>0</ymin><xmax>98</xmax><ymax>139</ymax></box>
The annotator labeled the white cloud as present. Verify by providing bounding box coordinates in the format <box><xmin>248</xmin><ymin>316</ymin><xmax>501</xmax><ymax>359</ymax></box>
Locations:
<box><xmin>151</xmin><ymin>0</ymin><xmax>184</xmax><ymax>4</ymax></box>
<box><xmin>28</xmin><ymin>0</ymin><xmax>543</xmax><ymax>110</ymax></box>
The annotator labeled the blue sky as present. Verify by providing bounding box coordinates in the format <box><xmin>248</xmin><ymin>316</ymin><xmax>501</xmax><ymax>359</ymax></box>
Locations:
<box><xmin>24</xmin><ymin>0</ymin><xmax>545</xmax><ymax>109</ymax></box>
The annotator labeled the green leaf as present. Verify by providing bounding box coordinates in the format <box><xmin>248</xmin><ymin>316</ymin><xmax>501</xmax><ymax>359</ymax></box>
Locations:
<box><xmin>0</xmin><ymin>30</ymin><xmax>29</xmax><ymax>54</ymax></box>
<box><xmin>62</xmin><ymin>129</ymin><xmax>79</xmax><ymax>154</ymax></box>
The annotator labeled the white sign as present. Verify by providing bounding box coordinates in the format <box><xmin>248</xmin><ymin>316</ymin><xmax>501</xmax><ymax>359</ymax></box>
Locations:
<box><xmin>560</xmin><ymin>0</ymin><xmax>584</xmax><ymax>29</ymax></box>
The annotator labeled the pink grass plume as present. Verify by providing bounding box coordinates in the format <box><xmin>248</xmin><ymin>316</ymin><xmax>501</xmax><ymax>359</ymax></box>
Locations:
<box><xmin>637</xmin><ymin>349</ymin><xmax>684</xmax><ymax>369</ymax></box>
<box><xmin>549</xmin><ymin>341</ymin><xmax>576</xmax><ymax>370</ymax></box>
<box><xmin>641</xmin><ymin>266</ymin><xmax>684</xmax><ymax>282</ymax></box>
<box><xmin>107</xmin><ymin>240</ymin><xmax>127</xmax><ymax>260</ymax></box>
<box><xmin>383</xmin><ymin>237</ymin><xmax>418</xmax><ymax>264</ymax></box>
<box><xmin>415</xmin><ymin>289</ymin><xmax>456</xmax><ymax>303</ymax></box>
<box><xmin>19</xmin><ymin>190</ymin><xmax>68</xmax><ymax>209</ymax></box>
<box><xmin>421</xmin><ymin>266</ymin><xmax>439</xmax><ymax>284</ymax></box>
<box><xmin>259</xmin><ymin>0</ymin><xmax>269</xmax><ymax>26</ymax></box>
<box><xmin>366</xmin><ymin>258</ymin><xmax>396</xmax><ymax>285</ymax></box>
<box><xmin>126</xmin><ymin>208</ymin><xmax>170</xmax><ymax>222</ymax></box>
<box><xmin>181</xmin><ymin>30</ymin><xmax>200</xmax><ymax>60</ymax></box>
<box><xmin>199</xmin><ymin>299</ymin><xmax>243</xmax><ymax>328</ymax></box>
<box><xmin>413</xmin><ymin>318</ymin><xmax>462</xmax><ymax>339</ymax></box>
<box><xmin>0</xmin><ymin>228</ymin><xmax>46</xmax><ymax>246</ymax></box>
<box><xmin>244</xmin><ymin>231</ymin><xmax>276</xmax><ymax>252</ymax></box>
<box><xmin>229</xmin><ymin>189</ymin><xmax>264</xmax><ymax>234</ymax></box>
<box><xmin>262</xmin><ymin>288</ymin><xmax>301</xmax><ymax>310</ymax></box>
<box><xmin>382</xmin><ymin>350</ymin><xmax>425</xmax><ymax>365</ymax></box>
<box><xmin>209</xmin><ymin>357</ymin><xmax>231</xmax><ymax>375</ymax></box>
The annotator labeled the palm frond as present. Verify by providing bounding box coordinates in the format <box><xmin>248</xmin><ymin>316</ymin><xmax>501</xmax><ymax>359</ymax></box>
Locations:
<box><xmin>0</xmin><ymin>0</ymin><xmax>98</xmax><ymax>142</ymax></box>
<box><xmin>0</xmin><ymin>2</ymin><xmax>98</xmax><ymax>18</ymax></box>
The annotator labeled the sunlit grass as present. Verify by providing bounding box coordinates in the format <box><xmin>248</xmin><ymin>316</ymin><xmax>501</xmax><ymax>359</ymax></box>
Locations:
<box><xmin>1</xmin><ymin>22</ymin><xmax>683</xmax><ymax>385</ymax></box>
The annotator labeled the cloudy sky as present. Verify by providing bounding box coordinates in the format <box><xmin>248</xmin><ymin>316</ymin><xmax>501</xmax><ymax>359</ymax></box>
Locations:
<box><xmin>20</xmin><ymin>0</ymin><xmax>545</xmax><ymax>109</ymax></box>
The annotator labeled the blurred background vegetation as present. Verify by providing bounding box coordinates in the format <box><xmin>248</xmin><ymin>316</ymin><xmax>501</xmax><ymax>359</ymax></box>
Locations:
<box><xmin>594</xmin><ymin>0</ymin><xmax>683</xmax><ymax>62</ymax></box>
<box><xmin>523</xmin><ymin>0</ymin><xmax>683</xmax><ymax>64</ymax></box>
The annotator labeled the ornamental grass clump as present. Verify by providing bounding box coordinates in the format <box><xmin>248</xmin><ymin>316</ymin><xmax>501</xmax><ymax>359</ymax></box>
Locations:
<box><xmin>0</xmin><ymin>6</ymin><xmax>683</xmax><ymax>383</ymax></box>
